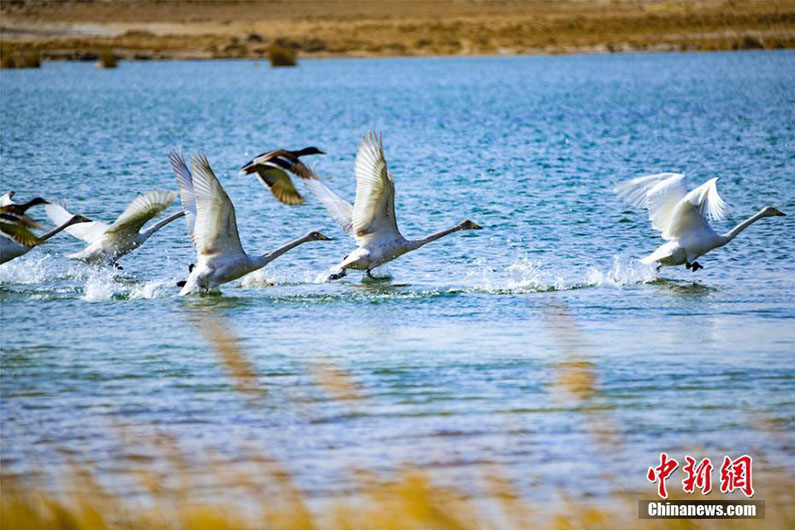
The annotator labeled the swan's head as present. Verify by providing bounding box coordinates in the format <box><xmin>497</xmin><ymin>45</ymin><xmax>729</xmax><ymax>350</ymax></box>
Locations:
<box><xmin>459</xmin><ymin>219</ymin><xmax>483</xmax><ymax>231</ymax></box>
<box><xmin>306</xmin><ymin>230</ymin><xmax>332</xmax><ymax>241</ymax></box>
<box><xmin>68</xmin><ymin>214</ymin><xmax>91</xmax><ymax>225</ymax></box>
<box><xmin>762</xmin><ymin>206</ymin><xmax>786</xmax><ymax>217</ymax></box>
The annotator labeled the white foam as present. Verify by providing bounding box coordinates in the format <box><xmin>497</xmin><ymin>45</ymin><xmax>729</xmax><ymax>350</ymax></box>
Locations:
<box><xmin>0</xmin><ymin>252</ymin><xmax>97</xmax><ymax>284</ymax></box>
<box><xmin>238</xmin><ymin>269</ymin><xmax>277</xmax><ymax>288</ymax></box>
<box><xmin>585</xmin><ymin>255</ymin><xmax>657</xmax><ymax>287</ymax></box>
<box><xmin>82</xmin><ymin>268</ymin><xmax>119</xmax><ymax>302</ymax></box>
<box><xmin>468</xmin><ymin>254</ymin><xmax>656</xmax><ymax>294</ymax></box>
<box><xmin>128</xmin><ymin>279</ymin><xmax>174</xmax><ymax>299</ymax></box>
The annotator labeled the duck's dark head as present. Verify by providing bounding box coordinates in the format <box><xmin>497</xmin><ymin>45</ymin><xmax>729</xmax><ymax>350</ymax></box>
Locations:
<box><xmin>22</xmin><ymin>197</ymin><xmax>49</xmax><ymax>209</ymax></box>
<box><xmin>296</xmin><ymin>147</ymin><xmax>325</xmax><ymax>157</ymax></box>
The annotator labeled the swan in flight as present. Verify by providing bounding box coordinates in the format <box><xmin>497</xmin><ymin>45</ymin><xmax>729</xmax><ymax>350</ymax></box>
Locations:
<box><xmin>45</xmin><ymin>191</ymin><xmax>185</xmax><ymax>267</ymax></box>
<box><xmin>1</xmin><ymin>205</ymin><xmax>89</xmax><ymax>265</ymax></box>
<box><xmin>615</xmin><ymin>172</ymin><xmax>786</xmax><ymax>271</ymax></box>
<box><xmin>240</xmin><ymin>147</ymin><xmax>324</xmax><ymax>205</ymax></box>
<box><xmin>305</xmin><ymin>131</ymin><xmax>482</xmax><ymax>280</ymax></box>
<box><xmin>169</xmin><ymin>149</ymin><xmax>331</xmax><ymax>295</ymax></box>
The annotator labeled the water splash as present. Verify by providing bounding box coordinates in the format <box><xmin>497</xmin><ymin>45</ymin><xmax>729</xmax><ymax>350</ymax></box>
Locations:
<box><xmin>468</xmin><ymin>255</ymin><xmax>656</xmax><ymax>294</ymax></box>
<box><xmin>82</xmin><ymin>268</ymin><xmax>120</xmax><ymax>302</ymax></box>
<box><xmin>128</xmin><ymin>279</ymin><xmax>176</xmax><ymax>299</ymax></box>
<box><xmin>238</xmin><ymin>269</ymin><xmax>277</xmax><ymax>288</ymax></box>
<box><xmin>585</xmin><ymin>255</ymin><xmax>658</xmax><ymax>287</ymax></box>
<box><xmin>0</xmin><ymin>253</ymin><xmax>82</xmax><ymax>284</ymax></box>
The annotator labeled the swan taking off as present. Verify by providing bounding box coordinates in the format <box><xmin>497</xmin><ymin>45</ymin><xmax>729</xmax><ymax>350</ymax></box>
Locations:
<box><xmin>169</xmin><ymin>149</ymin><xmax>331</xmax><ymax>295</ymax></box>
<box><xmin>1</xmin><ymin>194</ymin><xmax>89</xmax><ymax>264</ymax></box>
<box><xmin>45</xmin><ymin>190</ymin><xmax>185</xmax><ymax>267</ymax></box>
<box><xmin>615</xmin><ymin>172</ymin><xmax>786</xmax><ymax>271</ymax></box>
<box><xmin>240</xmin><ymin>147</ymin><xmax>324</xmax><ymax>205</ymax></box>
<box><xmin>305</xmin><ymin>131</ymin><xmax>482</xmax><ymax>280</ymax></box>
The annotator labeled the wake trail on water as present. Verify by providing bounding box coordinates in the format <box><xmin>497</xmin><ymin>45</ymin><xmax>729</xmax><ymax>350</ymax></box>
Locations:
<box><xmin>467</xmin><ymin>255</ymin><xmax>657</xmax><ymax>294</ymax></box>
<box><xmin>1</xmin><ymin>252</ymin><xmax>658</xmax><ymax>301</ymax></box>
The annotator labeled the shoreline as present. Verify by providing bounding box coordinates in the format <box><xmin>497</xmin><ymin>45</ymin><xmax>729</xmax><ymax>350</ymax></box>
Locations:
<box><xmin>2</xmin><ymin>0</ymin><xmax>793</xmax><ymax>65</ymax></box>
<box><xmin>2</xmin><ymin>46</ymin><xmax>791</xmax><ymax>67</ymax></box>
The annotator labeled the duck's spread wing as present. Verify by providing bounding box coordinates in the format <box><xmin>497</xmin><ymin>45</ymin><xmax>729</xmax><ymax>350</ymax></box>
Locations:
<box><xmin>0</xmin><ymin>221</ymin><xmax>39</xmax><ymax>247</ymax></box>
<box><xmin>253</xmin><ymin>166</ymin><xmax>305</xmax><ymax>205</ymax></box>
<box><xmin>351</xmin><ymin>131</ymin><xmax>399</xmax><ymax>244</ymax></box>
<box><xmin>190</xmin><ymin>152</ymin><xmax>245</xmax><ymax>257</ymax></box>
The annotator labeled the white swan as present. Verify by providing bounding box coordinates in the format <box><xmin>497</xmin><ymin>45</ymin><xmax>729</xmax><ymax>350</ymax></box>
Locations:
<box><xmin>45</xmin><ymin>190</ymin><xmax>185</xmax><ymax>267</ymax></box>
<box><xmin>305</xmin><ymin>131</ymin><xmax>482</xmax><ymax>280</ymax></box>
<box><xmin>169</xmin><ymin>149</ymin><xmax>331</xmax><ymax>295</ymax></box>
<box><xmin>615</xmin><ymin>172</ymin><xmax>786</xmax><ymax>271</ymax></box>
<box><xmin>1</xmin><ymin>210</ymin><xmax>90</xmax><ymax>265</ymax></box>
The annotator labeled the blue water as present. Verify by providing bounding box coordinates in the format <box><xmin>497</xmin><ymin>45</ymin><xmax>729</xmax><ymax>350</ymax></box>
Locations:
<box><xmin>1</xmin><ymin>52</ymin><xmax>794</xmax><ymax>501</ymax></box>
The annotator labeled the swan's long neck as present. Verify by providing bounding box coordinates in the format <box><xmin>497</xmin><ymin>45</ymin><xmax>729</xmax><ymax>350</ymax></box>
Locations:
<box><xmin>407</xmin><ymin>224</ymin><xmax>463</xmax><ymax>251</ymax></box>
<box><xmin>140</xmin><ymin>210</ymin><xmax>186</xmax><ymax>240</ymax></box>
<box><xmin>37</xmin><ymin>217</ymin><xmax>80</xmax><ymax>244</ymax></box>
<box><xmin>718</xmin><ymin>209</ymin><xmax>770</xmax><ymax>247</ymax></box>
<box><xmin>253</xmin><ymin>234</ymin><xmax>311</xmax><ymax>268</ymax></box>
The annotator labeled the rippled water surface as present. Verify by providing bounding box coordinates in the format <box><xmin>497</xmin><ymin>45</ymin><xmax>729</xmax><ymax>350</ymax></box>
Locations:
<box><xmin>1</xmin><ymin>52</ymin><xmax>794</xmax><ymax>499</ymax></box>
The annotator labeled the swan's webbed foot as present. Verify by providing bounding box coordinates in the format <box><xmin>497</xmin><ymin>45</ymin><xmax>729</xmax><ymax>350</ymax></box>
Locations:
<box><xmin>113</xmin><ymin>263</ymin><xmax>123</xmax><ymax>271</ymax></box>
<box><xmin>365</xmin><ymin>269</ymin><xmax>391</xmax><ymax>281</ymax></box>
<box><xmin>176</xmin><ymin>280</ymin><xmax>187</xmax><ymax>287</ymax></box>
<box><xmin>691</xmin><ymin>261</ymin><xmax>703</xmax><ymax>272</ymax></box>
<box><xmin>328</xmin><ymin>269</ymin><xmax>347</xmax><ymax>281</ymax></box>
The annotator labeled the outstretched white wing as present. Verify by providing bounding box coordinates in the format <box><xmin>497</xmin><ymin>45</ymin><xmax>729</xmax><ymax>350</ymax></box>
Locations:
<box><xmin>45</xmin><ymin>202</ymin><xmax>108</xmax><ymax>243</ymax></box>
<box><xmin>169</xmin><ymin>148</ymin><xmax>198</xmax><ymax>243</ymax></box>
<box><xmin>615</xmin><ymin>172</ymin><xmax>689</xmax><ymax>233</ymax></box>
<box><xmin>106</xmin><ymin>190</ymin><xmax>177</xmax><ymax>236</ymax></box>
<box><xmin>0</xmin><ymin>192</ymin><xmax>14</xmax><ymax>207</ymax></box>
<box><xmin>664</xmin><ymin>177</ymin><xmax>727</xmax><ymax>240</ymax></box>
<box><xmin>351</xmin><ymin>131</ymin><xmax>400</xmax><ymax>245</ymax></box>
<box><xmin>304</xmin><ymin>179</ymin><xmax>354</xmax><ymax>236</ymax></box>
<box><xmin>189</xmin><ymin>152</ymin><xmax>244</xmax><ymax>257</ymax></box>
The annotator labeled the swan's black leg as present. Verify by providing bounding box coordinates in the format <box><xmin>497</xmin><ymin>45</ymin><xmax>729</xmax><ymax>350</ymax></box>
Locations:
<box><xmin>188</xmin><ymin>263</ymin><xmax>195</xmax><ymax>273</ymax></box>
<box><xmin>685</xmin><ymin>262</ymin><xmax>692</xmax><ymax>270</ymax></box>
<box><xmin>328</xmin><ymin>269</ymin><xmax>347</xmax><ymax>281</ymax></box>
<box><xmin>114</xmin><ymin>263</ymin><xmax>124</xmax><ymax>271</ymax></box>
<box><xmin>366</xmin><ymin>269</ymin><xmax>375</xmax><ymax>279</ymax></box>
<box><xmin>691</xmin><ymin>261</ymin><xmax>703</xmax><ymax>272</ymax></box>
<box><xmin>176</xmin><ymin>280</ymin><xmax>187</xmax><ymax>287</ymax></box>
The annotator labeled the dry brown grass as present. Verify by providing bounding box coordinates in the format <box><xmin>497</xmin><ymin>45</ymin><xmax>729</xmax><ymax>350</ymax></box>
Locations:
<box><xmin>0</xmin><ymin>1</ymin><xmax>793</xmax><ymax>60</ymax></box>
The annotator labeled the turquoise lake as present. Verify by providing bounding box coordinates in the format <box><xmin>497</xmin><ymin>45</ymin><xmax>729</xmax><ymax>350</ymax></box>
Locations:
<box><xmin>1</xmin><ymin>51</ymin><xmax>793</xmax><ymax>500</ymax></box>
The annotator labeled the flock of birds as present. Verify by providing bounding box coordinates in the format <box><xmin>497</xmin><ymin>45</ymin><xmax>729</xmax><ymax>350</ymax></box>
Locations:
<box><xmin>0</xmin><ymin>131</ymin><xmax>786</xmax><ymax>295</ymax></box>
